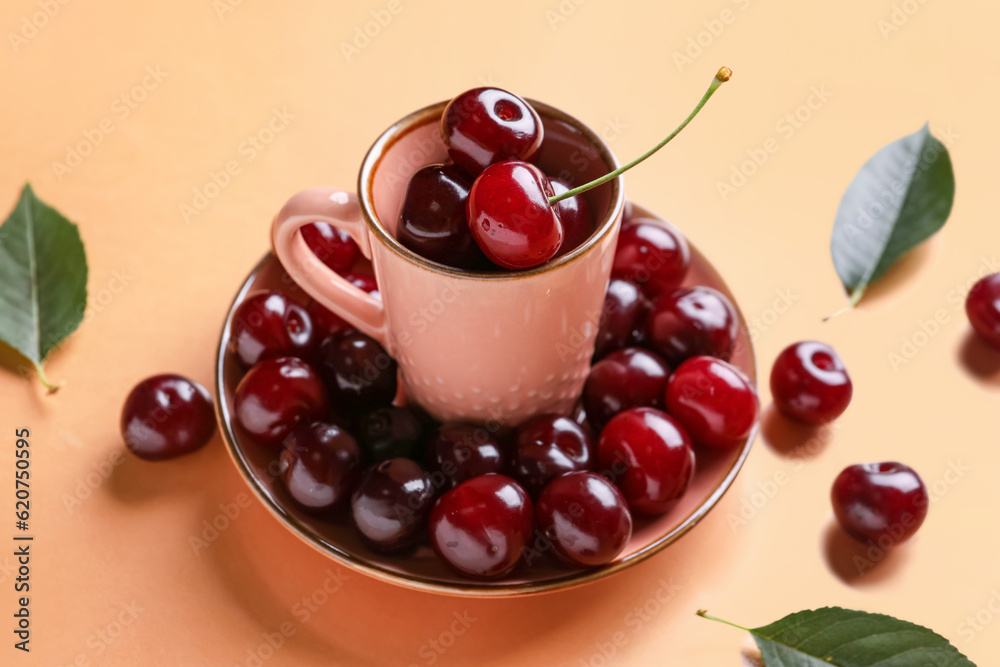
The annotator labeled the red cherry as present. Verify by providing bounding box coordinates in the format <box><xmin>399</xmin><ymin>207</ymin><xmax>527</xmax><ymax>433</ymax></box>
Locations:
<box><xmin>426</xmin><ymin>422</ymin><xmax>506</xmax><ymax>489</ymax></box>
<box><xmin>511</xmin><ymin>414</ymin><xmax>593</xmax><ymax>498</ymax></box>
<box><xmin>441</xmin><ymin>88</ymin><xmax>543</xmax><ymax>176</ymax></box>
<box><xmin>352</xmin><ymin>458</ymin><xmax>436</xmax><ymax>554</ymax></box>
<box><xmin>594</xmin><ymin>279</ymin><xmax>644</xmax><ymax>359</ymax></box>
<box><xmin>229</xmin><ymin>291</ymin><xmax>318</xmax><ymax>367</ymax></box>
<box><xmin>307</xmin><ymin>300</ymin><xmax>353</xmax><ymax>340</ymax></box>
<box><xmin>301</xmin><ymin>222</ymin><xmax>360</xmax><ymax>274</ymax></box>
<box><xmin>233</xmin><ymin>357</ymin><xmax>328</xmax><ymax>446</ymax></box>
<box><xmin>612</xmin><ymin>220</ymin><xmax>690</xmax><ymax>298</ymax></box>
<box><xmin>429</xmin><ymin>474</ymin><xmax>534</xmax><ymax>579</ymax></box>
<box><xmin>966</xmin><ymin>273</ymin><xmax>1000</xmax><ymax>349</ymax></box>
<box><xmin>121</xmin><ymin>374</ymin><xmax>215</xmax><ymax>461</ymax></box>
<box><xmin>831</xmin><ymin>462</ymin><xmax>928</xmax><ymax>546</ymax></box>
<box><xmin>550</xmin><ymin>178</ymin><xmax>593</xmax><ymax>257</ymax></box>
<box><xmin>342</xmin><ymin>272</ymin><xmax>380</xmax><ymax>299</ymax></box>
<box><xmin>597</xmin><ymin>407</ymin><xmax>695</xmax><ymax>516</ymax></box>
<box><xmin>466</xmin><ymin>161</ymin><xmax>563</xmax><ymax>270</ymax></box>
<box><xmin>770</xmin><ymin>341</ymin><xmax>852</xmax><ymax>425</ymax></box>
<box><xmin>279</xmin><ymin>422</ymin><xmax>362</xmax><ymax>514</ymax></box>
<box><xmin>646</xmin><ymin>286</ymin><xmax>739</xmax><ymax>365</ymax></box>
<box><xmin>665</xmin><ymin>356</ymin><xmax>758</xmax><ymax>449</ymax></box>
<box><xmin>583</xmin><ymin>347</ymin><xmax>670</xmax><ymax>428</ymax></box>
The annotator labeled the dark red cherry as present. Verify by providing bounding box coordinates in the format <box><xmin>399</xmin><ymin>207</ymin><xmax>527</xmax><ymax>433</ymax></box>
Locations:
<box><xmin>612</xmin><ymin>220</ymin><xmax>690</xmax><ymax>298</ymax></box>
<box><xmin>646</xmin><ymin>286</ymin><xmax>738</xmax><ymax>365</ymax></box>
<box><xmin>343</xmin><ymin>272</ymin><xmax>380</xmax><ymax>299</ymax></box>
<box><xmin>317</xmin><ymin>331</ymin><xmax>397</xmax><ymax>415</ymax></box>
<box><xmin>831</xmin><ymin>462</ymin><xmax>929</xmax><ymax>546</ymax></box>
<box><xmin>279</xmin><ymin>422</ymin><xmax>362</xmax><ymax>514</ymax></box>
<box><xmin>512</xmin><ymin>414</ymin><xmax>593</xmax><ymax>497</ymax></box>
<box><xmin>583</xmin><ymin>347</ymin><xmax>670</xmax><ymax>428</ymax></box>
<box><xmin>966</xmin><ymin>273</ymin><xmax>1000</xmax><ymax>349</ymax></box>
<box><xmin>307</xmin><ymin>300</ymin><xmax>353</xmax><ymax>340</ymax></box>
<box><xmin>550</xmin><ymin>178</ymin><xmax>593</xmax><ymax>257</ymax></box>
<box><xmin>535</xmin><ymin>472</ymin><xmax>632</xmax><ymax>568</ymax></box>
<box><xmin>429</xmin><ymin>474</ymin><xmax>533</xmax><ymax>579</ymax></box>
<box><xmin>301</xmin><ymin>222</ymin><xmax>361</xmax><ymax>274</ymax></box>
<box><xmin>397</xmin><ymin>163</ymin><xmax>485</xmax><ymax>269</ymax></box>
<box><xmin>666</xmin><ymin>356</ymin><xmax>758</xmax><ymax>449</ymax></box>
<box><xmin>466</xmin><ymin>160</ymin><xmax>563</xmax><ymax>270</ymax></box>
<box><xmin>597</xmin><ymin>407</ymin><xmax>695</xmax><ymax>516</ymax></box>
<box><xmin>426</xmin><ymin>422</ymin><xmax>505</xmax><ymax>489</ymax></box>
<box><xmin>441</xmin><ymin>87</ymin><xmax>543</xmax><ymax>176</ymax></box>
<box><xmin>229</xmin><ymin>291</ymin><xmax>318</xmax><ymax>367</ymax></box>
<box><xmin>233</xmin><ymin>357</ymin><xmax>328</xmax><ymax>446</ymax></box>
<box><xmin>356</xmin><ymin>407</ymin><xmax>423</xmax><ymax>462</ymax></box>
<box><xmin>594</xmin><ymin>278</ymin><xmax>644</xmax><ymax>359</ymax></box>
<box><xmin>770</xmin><ymin>341</ymin><xmax>852</xmax><ymax>425</ymax></box>
<box><xmin>351</xmin><ymin>458</ymin><xmax>435</xmax><ymax>554</ymax></box>
<box><xmin>121</xmin><ymin>374</ymin><xmax>215</xmax><ymax>461</ymax></box>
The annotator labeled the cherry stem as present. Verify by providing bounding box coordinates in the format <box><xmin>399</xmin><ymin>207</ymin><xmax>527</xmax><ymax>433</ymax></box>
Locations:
<box><xmin>34</xmin><ymin>362</ymin><xmax>60</xmax><ymax>394</ymax></box>
<box><xmin>695</xmin><ymin>609</ymin><xmax>751</xmax><ymax>633</ymax></box>
<box><xmin>549</xmin><ymin>66</ymin><xmax>732</xmax><ymax>206</ymax></box>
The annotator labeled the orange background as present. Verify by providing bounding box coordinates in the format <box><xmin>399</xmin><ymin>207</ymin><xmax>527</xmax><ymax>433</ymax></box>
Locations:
<box><xmin>1</xmin><ymin>0</ymin><xmax>998</xmax><ymax>664</ymax></box>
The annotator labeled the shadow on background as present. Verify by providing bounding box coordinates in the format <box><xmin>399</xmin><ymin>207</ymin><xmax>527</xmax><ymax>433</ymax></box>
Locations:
<box><xmin>958</xmin><ymin>330</ymin><xmax>1000</xmax><ymax>388</ymax></box>
<box><xmin>822</xmin><ymin>521</ymin><xmax>909</xmax><ymax>586</ymax></box>
<box><xmin>760</xmin><ymin>403</ymin><xmax>831</xmax><ymax>460</ymax></box>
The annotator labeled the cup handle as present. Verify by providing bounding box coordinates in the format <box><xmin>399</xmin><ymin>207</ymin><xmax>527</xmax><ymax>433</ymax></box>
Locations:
<box><xmin>271</xmin><ymin>187</ymin><xmax>387</xmax><ymax>345</ymax></box>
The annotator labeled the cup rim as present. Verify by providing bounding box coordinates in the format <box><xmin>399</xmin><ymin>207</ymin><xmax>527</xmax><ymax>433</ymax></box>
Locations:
<box><xmin>356</xmin><ymin>99</ymin><xmax>624</xmax><ymax>280</ymax></box>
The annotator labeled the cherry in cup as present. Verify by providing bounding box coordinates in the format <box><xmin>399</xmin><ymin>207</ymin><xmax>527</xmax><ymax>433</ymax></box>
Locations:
<box><xmin>550</xmin><ymin>178</ymin><xmax>593</xmax><ymax>257</ymax></box>
<box><xmin>234</xmin><ymin>357</ymin><xmax>328</xmax><ymax>446</ymax></box>
<box><xmin>831</xmin><ymin>462</ymin><xmax>928</xmax><ymax>547</ymax></box>
<box><xmin>666</xmin><ymin>356</ymin><xmax>758</xmax><ymax>449</ymax></box>
<box><xmin>441</xmin><ymin>87</ymin><xmax>544</xmax><ymax>176</ymax></box>
<box><xmin>121</xmin><ymin>374</ymin><xmax>215</xmax><ymax>461</ymax></box>
<box><xmin>397</xmin><ymin>164</ymin><xmax>484</xmax><ymax>269</ymax></box>
<box><xmin>770</xmin><ymin>341</ymin><xmax>852</xmax><ymax>425</ymax></box>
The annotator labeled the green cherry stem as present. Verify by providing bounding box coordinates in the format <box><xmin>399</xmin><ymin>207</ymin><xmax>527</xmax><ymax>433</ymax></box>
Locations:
<box><xmin>695</xmin><ymin>609</ymin><xmax>752</xmax><ymax>633</ymax></box>
<box><xmin>548</xmin><ymin>66</ymin><xmax>732</xmax><ymax>206</ymax></box>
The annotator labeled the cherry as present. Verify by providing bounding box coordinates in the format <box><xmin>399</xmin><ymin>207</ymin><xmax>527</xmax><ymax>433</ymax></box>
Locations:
<box><xmin>466</xmin><ymin>160</ymin><xmax>563</xmax><ymax>270</ymax></box>
<box><xmin>279</xmin><ymin>422</ymin><xmax>362</xmax><ymax>514</ymax></box>
<box><xmin>612</xmin><ymin>220</ymin><xmax>690</xmax><ymax>298</ymax></box>
<box><xmin>343</xmin><ymin>272</ymin><xmax>380</xmax><ymax>299</ymax></box>
<box><xmin>441</xmin><ymin>87</ymin><xmax>543</xmax><ymax>176</ymax></box>
<box><xmin>121</xmin><ymin>374</ymin><xmax>215</xmax><ymax>461</ymax></box>
<box><xmin>356</xmin><ymin>406</ymin><xmax>424</xmax><ymax>462</ymax></box>
<box><xmin>351</xmin><ymin>458</ymin><xmax>435</xmax><ymax>554</ymax></box>
<box><xmin>535</xmin><ymin>472</ymin><xmax>632</xmax><ymax>568</ymax></box>
<box><xmin>665</xmin><ymin>356</ymin><xmax>758</xmax><ymax>449</ymax></box>
<box><xmin>233</xmin><ymin>357</ymin><xmax>328</xmax><ymax>446</ymax></box>
<box><xmin>831</xmin><ymin>462</ymin><xmax>929</xmax><ymax>546</ymax></box>
<box><xmin>512</xmin><ymin>414</ymin><xmax>593</xmax><ymax>497</ymax></box>
<box><xmin>229</xmin><ymin>291</ymin><xmax>318</xmax><ymax>367</ymax></box>
<box><xmin>301</xmin><ymin>222</ymin><xmax>360</xmax><ymax>274</ymax></box>
<box><xmin>583</xmin><ymin>347</ymin><xmax>670</xmax><ymax>428</ymax></box>
<box><xmin>317</xmin><ymin>331</ymin><xmax>397</xmax><ymax>415</ymax></box>
<box><xmin>966</xmin><ymin>273</ymin><xmax>1000</xmax><ymax>349</ymax></box>
<box><xmin>429</xmin><ymin>474</ymin><xmax>533</xmax><ymax>578</ymax></box>
<box><xmin>597</xmin><ymin>407</ymin><xmax>695</xmax><ymax>516</ymax></box>
<box><xmin>550</xmin><ymin>178</ymin><xmax>593</xmax><ymax>257</ymax></box>
<box><xmin>307</xmin><ymin>300</ymin><xmax>353</xmax><ymax>340</ymax></box>
<box><xmin>594</xmin><ymin>278</ymin><xmax>644</xmax><ymax>359</ymax></box>
<box><xmin>770</xmin><ymin>341</ymin><xmax>852</xmax><ymax>425</ymax></box>
<box><xmin>397</xmin><ymin>164</ymin><xmax>485</xmax><ymax>269</ymax></box>
<box><xmin>426</xmin><ymin>422</ymin><xmax>506</xmax><ymax>489</ymax></box>
<box><xmin>646</xmin><ymin>286</ymin><xmax>738</xmax><ymax>365</ymax></box>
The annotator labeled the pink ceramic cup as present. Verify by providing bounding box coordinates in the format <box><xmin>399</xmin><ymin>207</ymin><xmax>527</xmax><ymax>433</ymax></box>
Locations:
<box><xmin>272</xmin><ymin>100</ymin><xmax>624</xmax><ymax>425</ymax></box>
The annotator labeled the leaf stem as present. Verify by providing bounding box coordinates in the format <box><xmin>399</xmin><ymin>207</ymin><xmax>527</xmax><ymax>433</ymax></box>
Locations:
<box><xmin>34</xmin><ymin>362</ymin><xmax>60</xmax><ymax>394</ymax></box>
<box><xmin>548</xmin><ymin>67</ymin><xmax>732</xmax><ymax>206</ymax></box>
<box><xmin>696</xmin><ymin>609</ymin><xmax>752</xmax><ymax>633</ymax></box>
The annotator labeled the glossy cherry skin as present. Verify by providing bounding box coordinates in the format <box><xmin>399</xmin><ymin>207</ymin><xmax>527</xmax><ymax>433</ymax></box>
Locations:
<box><xmin>229</xmin><ymin>291</ymin><xmax>318</xmax><ymax>367</ymax></box>
<box><xmin>597</xmin><ymin>407</ymin><xmax>695</xmax><ymax>516</ymax></box>
<box><xmin>279</xmin><ymin>422</ymin><xmax>362</xmax><ymax>514</ymax></box>
<box><xmin>966</xmin><ymin>273</ymin><xmax>1000</xmax><ymax>349</ymax></box>
<box><xmin>666</xmin><ymin>356</ymin><xmax>758</xmax><ymax>449</ymax></box>
<box><xmin>397</xmin><ymin>163</ymin><xmax>484</xmax><ymax>269</ymax></box>
<box><xmin>441</xmin><ymin>87</ymin><xmax>543</xmax><ymax>176</ymax></box>
<box><xmin>646</xmin><ymin>286</ymin><xmax>739</xmax><ymax>366</ymax></box>
<box><xmin>583</xmin><ymin>348</ymin><xmax>670</xmax><ymax>428</ymax></box>
<box><xmin>301</xmin><ymin>222</ymin><xmax>360</xmax><ymax>274</ymax></box>
<box><xmin>426</xmin><ymin>422</ymin><xmax>506</xmax><ymax>489</ymax></box>
<box><xmin>234</xmin><ymin>357</ymin><xmax>329</xmax><ymax>446</ymax></box>
<box><xmin>121</xmin><ymin>374</ymin><xmax>215</xmax><ymax>461</ymax></box>
<box><xmin>831</xmin><ymin>462</ymin><xmax>929</xmax><ymax>546</ymax></box>
<box><xmin>512</xmin><ymin>414</ymin><xmax>594</xmax><ymax>497</ymax></box>
<box><xmin>356</xmin><ymin>407</ymin><xmax>424</xmax><ymax>462</ymax></box>
<box><xmin>550</xmin><ymin>178</ymin><xmax>593</xmax><ymax>257</ymax></box>
<box><xmin>429</xmin><ymin>474</ymin><xmax>534</xmax><ymax>579</ymax></box>
<box><xmin>535</xmin><ymin>472</ymin><xmax>632</xmax><ymax>568</ymax></box>
<box><xmin>351</xmin><ymin>458</ymin><xmax>436</xmax><ymax>554</ymax></box>
<box><xmin>770</xmin><ymin>341</ymin><xmax>852</xmax><ymax>425</ymax></box>
<box><xmin>317</xmin><ymin>331</ymin><xmax>397</xmax><ymax>415</ymax></box>
<box><xmin>467</xmin><ymin>161</ymin><xmax>563</xmax><ymax>270</ymax></box>
<box><xmin>612</xmin><ymin>220</ymin><xmax>690</xmax><ymax>298</ymax></box>
<box><xmin>594</xmin><ymin>278</ymin><xmax>644</xmax><ymax>359</ymax></box>
<box><xmin>343</xmin><ymin>272</ymin><xmax>380</xmax><ymax>299</ymax></box>
<box><xmin>307</xmin><ymin>300</ymin><xmax>353</xmax><ymax>340</ymax></box>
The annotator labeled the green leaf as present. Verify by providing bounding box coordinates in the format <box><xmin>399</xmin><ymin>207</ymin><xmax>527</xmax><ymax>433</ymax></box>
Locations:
<box><xmin>698</xmin><ymin>607</ymin><xmax>976</xmax><ymax>667</ymax></box>
<box><xmin>830</xmin><ymin>124</ymin><xmax>955</xmax><ymax>307</ymax></box>
<box><xmin>0</xmin><ymin>184</ymin><xmax>88</xmax><ymax>391</ymax></box>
